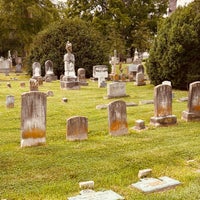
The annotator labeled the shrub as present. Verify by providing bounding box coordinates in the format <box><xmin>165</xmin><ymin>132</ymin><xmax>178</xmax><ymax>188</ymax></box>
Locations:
<box><xmin>26</xmin><ymin>18</ymin><xmax>109</xmax><ymax>78</ymax></box>
<box><xmin>146</xmin><ymin>1</ymin><xmax>200</xmax><ymax>90</ymax></box>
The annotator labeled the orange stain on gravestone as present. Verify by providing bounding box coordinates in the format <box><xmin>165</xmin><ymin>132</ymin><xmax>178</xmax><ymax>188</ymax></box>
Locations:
<box><xmin>110</xmin><ymin>120</ymin><xmax>128</xmax><ymax>131</ymax></box>
<box><xmin>22</xmin><ymin>128</ymin><xmax>45</xmax><ymax>139</ymax></box>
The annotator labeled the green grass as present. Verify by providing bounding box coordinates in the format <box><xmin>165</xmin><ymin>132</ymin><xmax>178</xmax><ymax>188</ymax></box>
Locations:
<box><xmin>1</xmin><ymin>73</ymin><xmax>200</xmax><ymax>200</ymax></box>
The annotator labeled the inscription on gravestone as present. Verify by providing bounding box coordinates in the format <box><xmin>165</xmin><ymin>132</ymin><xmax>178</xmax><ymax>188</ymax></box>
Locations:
<box><xmin>21</xmin><ymin>92</ymin><xmax>47</xmax><ymax>147</ymax></box>
<box><xmin>108</xmin><ymin>100</ymin><xmax>128</xmax><ymax>136</ymax></box>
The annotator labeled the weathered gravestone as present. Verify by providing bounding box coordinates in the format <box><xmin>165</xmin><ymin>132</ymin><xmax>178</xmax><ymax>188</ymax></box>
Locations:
<box><xmin>93</xmin><ymin>65</ymin><xmax>108</xmax><ymax>88</ymax></box>
<box><xmin>68</xmin><ymin>189</ymin><xmax>124</xmax><ymax>200</ymax></box>
<box><xmin>32</xmin><ymin>62</ymin><xmax>43</xmax><ymax>85</ymax></box>
<box><xmin>77</xmin><ymin>68</ymin><xmax>88</xmax><ymax>86</ymax></box>
<box><xmin>6</xmin><ymin>95</ymin><xmax>14</xmax><ymax>108</ymax></box>
<box><xmin>108</xmin><ymin>100</ymin><xmax>128</xmax><ymax>136</ymax></box>
<box><xmin>21</xmin><ymin>91</ymin><xmax>47</xmax><ymax>147</ymax></box>
<box><xmin>150</xmin><ymin>84</ymin><xmax>177</xmax><ymax>126</ymax></box>
<box><xmin>66</xmin><ymin>116</ymin><xmax>88</xmax><ymax>141</ymax></box>
<box><xmin>60</xmin><ymin>41</ymin><xmax>80</xmax><ymax>90</ymax></box>
<box><xmin>135</xmin><ymin>72</ymin><xmax>146</xmax><ymax>86</ymax></box>
<box><xmin>104</xmin><ymin>82</ymin><xmax>129</xmax><ymax>99</ymax></box>
<box><xmin>131</xmin><ymin>176</ymin><xmax>181</xmax><ymax>193</ymax></box>
<box><xmin>44</xmin><ymin>60</ymin><xmax>57</xmax><ymax>81</ymax></box>
<box><xmin>182</xmin><ymin>81</ymin><xmax>200</xmax><ymax>121</ymax></box>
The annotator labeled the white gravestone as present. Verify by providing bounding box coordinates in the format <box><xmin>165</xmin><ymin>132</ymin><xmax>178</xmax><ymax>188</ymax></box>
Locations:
<box><xmin>93</xmin><ymin>65</ymin><xmax>108</xmax><ymax>87</ymax></box>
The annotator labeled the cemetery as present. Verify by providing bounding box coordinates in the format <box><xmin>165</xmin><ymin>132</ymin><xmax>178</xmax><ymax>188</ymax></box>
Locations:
<box><xmin>0</xmin><ymin>68</ymin><xmax>200</xmax><ymax>199</ymax></box>
<box><xmin>0</xmin><ymin>0</ymin><xmax>200</xmax><ymax>199</ymax></box>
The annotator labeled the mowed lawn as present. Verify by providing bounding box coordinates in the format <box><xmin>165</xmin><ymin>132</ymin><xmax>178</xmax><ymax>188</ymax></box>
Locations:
<box><xmin>0</xmin><ymin>73</ymin><xmax>200</xmax><ymax>200</ymax></box>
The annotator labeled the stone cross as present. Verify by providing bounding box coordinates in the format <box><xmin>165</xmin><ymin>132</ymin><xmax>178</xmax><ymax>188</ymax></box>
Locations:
<box><xmin>108</xmin><ymin>100</ymin><xmax>128</xmax><ymax>136</ymax></box>
<box><xmin>93</xmin><ymin>65</ymin><xmax>108</xmax><ymax>88</ymax></box>
<box><xmin>21</xmin><ymin>91</ymin><xmax>47</xmax><ymax>147</ymax></box>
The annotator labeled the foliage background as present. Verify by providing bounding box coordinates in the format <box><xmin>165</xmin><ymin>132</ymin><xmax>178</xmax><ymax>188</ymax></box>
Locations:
<box><xmin>146</xmin><ymin>1</ymin><xmax>200</xmax><ymax>90</ymax></box>
<box><xmin>26</xmin><ymin>18</ymin><xmax>110</xmax><ymax>78</ymax></box>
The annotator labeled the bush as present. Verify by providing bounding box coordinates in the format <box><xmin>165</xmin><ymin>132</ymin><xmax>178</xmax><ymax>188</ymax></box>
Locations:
<box><xmin>146</xmin><ymin>1</ymin><xmax>200</xmax><ymax>90</ymax></box>
<box><xmin>26</xmin><ymin>18</ymin><xmax>109</xmax><ymax>78</ymax></box>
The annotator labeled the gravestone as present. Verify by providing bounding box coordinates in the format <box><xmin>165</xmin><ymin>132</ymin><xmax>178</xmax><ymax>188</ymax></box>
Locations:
<box><xmin>150</xmin><ymin>84</ymin><xmax>177</xmax><ymax>126</ymax></box>
<box><xmin>77</xmin><ymin>68</ymin><xmax>88</xmax><ymax>86</ymax></box>
<box><xmin>135</xmin><ymin>72</ymin><xmax>146</xmax><ymax>86</ymax></box>
<box><xmin>21</xmin><ymin>91</ymin><xmax>47</xmax><ymax>147</ymax></box>
<box><xmin>6</xmin><ymin>95</ymin><xmax>14</xmax><ymax>108</ymax></box>
<box><xmin>15</xmin><ymin>57</ymin><xmax>22</xmax><ymax>73</ymax></box>
<box><xmin>0</xmin><ymin>58</ymin><xmax>10</xmax><ymax>75</ymax></box>
<box><xmin>44</xmin><ymin>60</ymin><xmax>57</xmax><ymax>81</ymax></box>
<box><xmin>105</xmin><ymin>82</ymin><xmax>129</xmax><ymax>99</ymax></box>
<box><xmin>68</xmin><ymin>189</ymin><xmax>124</xmax><ymax>200</ymax></box>
<box><xmin>32</xmin><ymin>62</ymin><xmax>43</xmax><ymax>85</ymax></box>
<box><xmin>66</xmin><ymin>116</ymin><xmax>88</xmax><ymax>141</ymax></box>
<box><xmin>93</xmin><ymin>65</ymin><xmax>108</xmax><ymax>88</ymax></box>
<box><xmin>182</xmin><ymin>81</ymin><xmax>200</xmax><ymax>121</ymax></box>
<box><xmin>131</xmin><ymin>176</ymin><xmax>181</xmax><ymax>193</ymax></box>
<box><xmin>108</xmin><ymin>100</ymin><xmax>128</xmax><ymax>136</ymax></box>
<box><xmin>132</xmin><ymin>119</ymin><xmax>146</xmax><ymax>131</ymax></box>
<box><xmin>20</xmin><ymin>82</ymin><xmax>26</xmax><ymax>87</ymax></box>
<box><xmin>29</xmin><ymin>78</ymin><xmax>38</xmax><ymax>91</ymax></box>
<box><xmin>60</xmin><ymin>41</ymin><xmax>80</xmax><ymax>90</ymax></box>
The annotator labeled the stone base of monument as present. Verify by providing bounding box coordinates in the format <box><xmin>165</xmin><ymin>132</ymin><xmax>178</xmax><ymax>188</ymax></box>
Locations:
<box><xmin>60</xmin><ymin>76</ymin><xmax>80</xmax><ymax>90</ymax></box>
<box><xmin>150</xmin><ymin>115</ymin><xmax>177</xmax><ymax>127</ymax></box>
<box><xmin>131</xmin><ymin>176</ymin><xmax>181</xmax><ymax>193</ymax></box>
<box><xmin>79</xmin><ymin>81</ymin><xmax>88</xmax><ymax>86</ymax></box>
<box><xmin>21</xmin><ymin>137</ymin><xmax>46</xmax><ymax>148</ymax></box>
<box><xmin>182</xmin><ymin>111</ymin><xmax>200</xmax><ymax>122</ymax></box>
<box><xmin>68</xmin><ymin>189</ymin><xmax>124</xmax><ymax>200</ymax></box>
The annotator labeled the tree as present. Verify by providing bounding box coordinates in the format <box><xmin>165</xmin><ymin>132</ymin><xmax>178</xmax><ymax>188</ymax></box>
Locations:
<box><xmin>65</xmin><ymin>0</ymin><xmax>168</xmax><ymax>57</ymax></box>
<box><xmin>0</xmin><ymin>0</ymin><xmax>59</xmax><ymax>57</ymax></box>
<box><xmin>146</xmin><ymin>1</ymin><xmax>200</xmax><ymax>90</ymax></box>
<box><xmin>26</xmin><ymin>18</ymin><xmax>109</xmax><ymax>77</ymax></box>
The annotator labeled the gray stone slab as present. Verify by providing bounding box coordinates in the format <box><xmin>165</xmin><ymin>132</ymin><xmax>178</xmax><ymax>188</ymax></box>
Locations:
<box><xmin>68</xmin><ymin>189</ymin><xmax>124</xmax><ymax>200</ymax></box>
<box><xmin>139</xmin><ymin>100</ymin><xmax>154</xmax><ymax>105</ymax></box>
<box><xmin>131</xmin><ymin>176</ymin><xmax>181</xmax><ymax>193</ymax></box>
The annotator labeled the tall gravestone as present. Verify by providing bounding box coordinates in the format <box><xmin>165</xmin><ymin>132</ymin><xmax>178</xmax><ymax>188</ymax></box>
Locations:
<box><xmin>21</xmin><ymin>92</ymin><xmax>47</xmax><ymax>147</ymax></box>
<box><xmin>108</xmin><ymin>100</ymin><xmax>128</xmax><ymax>136</ymax></box>
<box><xmin>66</xmin><ymin>116</ymin><xmax>88</xmax><ymax>141</ymax></box>
<box><xmin>182</xmin><ymin>81</ymin><xmax>200</xmax><ymax>121</ymax></box>
<box><xmin>60</xmin><ymin>41</ymin><xmax>80</xmax><ymax>90</ymax></box>
<box><xmin>150</xmin><ymin>84</ymin><xmax>177</xmax><ymax>126</ymax></box>
<box><xmin>135</xmin><ymin>72</ymin><xmax>146</xmax><ymax>86</ymax></box>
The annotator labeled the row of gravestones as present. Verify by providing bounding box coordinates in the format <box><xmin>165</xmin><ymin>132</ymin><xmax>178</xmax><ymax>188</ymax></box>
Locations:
<box><xmin>20</xmin><ymin>81</ymin><xmax>200</xmax><ymax>147</ymax></box>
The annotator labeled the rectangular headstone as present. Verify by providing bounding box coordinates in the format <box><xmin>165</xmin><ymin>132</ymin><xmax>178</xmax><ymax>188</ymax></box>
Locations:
<box><xmin>108</xmin><ymin>100</ymin><xmax>128</xmax><ymax>136</ymax></box>
<box><xmin>105</xmin><ymin>82</ymin><xmax>128</xmax><ymax>99</ymax></box>
<box><xmin>182</xmin><ymin>81</ymin><xmax>200</xmax><ymax>121</ymax></box>
<box><xmin>6</xmin><ymin>95</ymin><xmax>14</xmax><ymax>108</ymax></box>
<box><xmin>150</xmin><ymin>84</ymin><xmax>177</xmax><ymax>126</ymax></box>
<box><xmin>67</xmin><ymin>116</ymin><xmax>88</xmax><ymax>141</ymax></box>
<box><xmin>21</xmin><ymin>92</ymin><xmax>47</xmax><ymax>147</ymax></box>
<box><xmin>131</xmin><ymin>176</ymin><xmax>181</xmax><ymax>193</ymax></box>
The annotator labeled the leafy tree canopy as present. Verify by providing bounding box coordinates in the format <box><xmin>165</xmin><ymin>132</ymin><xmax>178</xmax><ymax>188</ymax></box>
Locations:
<box><xmin>0</xmin><ymin>0</ymin><xmax>59</xmax><ymax>56</ymax></box>
<box><xmin>146</xmin><ymin>1</ymin><xmax>200</xmax><ymax>90</ymax></box>
<box><xmin>26</xmin><ymin>18</ymin><xmax>109</xmax><ymax>78</ymax></box>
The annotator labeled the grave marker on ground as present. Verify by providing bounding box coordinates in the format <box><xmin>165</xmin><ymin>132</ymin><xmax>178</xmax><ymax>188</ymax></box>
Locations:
<box><xmin>6</xmin><ymin>95</ymin><xmax>14</xmax><ymax>108</ymax></box>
